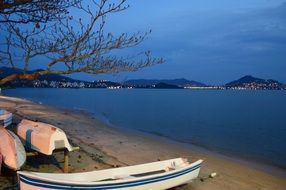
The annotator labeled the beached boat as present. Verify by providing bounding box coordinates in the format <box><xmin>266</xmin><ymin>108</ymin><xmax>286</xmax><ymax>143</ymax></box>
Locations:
<box><xmin>0</xmin><ymin>151</ymin><xmax>2</xmax><ymax>174</ymax></box>
<box><xmin>16</xmin><ymin>119</ymin><xmax>73</xmax><ymax>155</ymax></box>
<box><xmin>0</xmin><ymin>109</ymin><xmax>13</xmax><ymax>127</ymax></box>
<box><xmin>18</xmin><ymin>158</ymin><xmax>203</xmax><ymax>190</ymax></box>
<box><xmin>0</xmin><ymin>126</ymin><xmax>26</xmax><ymax>171</ymax></box>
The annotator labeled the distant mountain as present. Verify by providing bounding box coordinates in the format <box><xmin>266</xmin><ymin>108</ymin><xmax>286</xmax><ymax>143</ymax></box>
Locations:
<box><xmin>1</xmin><ymin>67</ymin><xmax>285</xmax><ymax>90</ymax></box>
<box><xmin>226</xmin><ymin>75</ymin><xmax>284</xmax><ymax>90</ymax></box>
<box><xmin>0</xmin><ymin>67</ymin><xmax>22</xmax><ymax>77</ymax></box>
<box><xmin>125</xmin><ymin>78</ymin><xmax>207</xmax><ymax>87</ymax></box>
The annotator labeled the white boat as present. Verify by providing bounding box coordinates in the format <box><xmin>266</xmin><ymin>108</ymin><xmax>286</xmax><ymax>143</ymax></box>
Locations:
<box><xmin>0</xmin><ymin>126</ymin><xmax>26</xmax><ymax>171</ymax></box>
<box><xmin>16</xmin><ymin>119</ymin><xmax>73</xmax><ymax>155</ymax></box>
<box><xmin>18</xmin><ymin>158</ymin><xmax>202</xmax><ymax>190</ymax></box>
<box><xmin>0</xmin><ymin>109</ymin><xmax>13</xmax><ymax>127</ymax></box>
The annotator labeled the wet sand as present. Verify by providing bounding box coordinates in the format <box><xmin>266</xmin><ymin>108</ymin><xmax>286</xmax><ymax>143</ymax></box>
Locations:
<box><xmin>0</xmin><ymin>95</ymin><xmax>285</xmax><ymax>190</ymax></box>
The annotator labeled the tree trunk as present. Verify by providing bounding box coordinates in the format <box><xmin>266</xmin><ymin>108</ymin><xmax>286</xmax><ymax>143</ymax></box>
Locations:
<box><xmin>0</xmin><ymin>72</ymin><xmax>40</xmax><ymax>86</ymax></box>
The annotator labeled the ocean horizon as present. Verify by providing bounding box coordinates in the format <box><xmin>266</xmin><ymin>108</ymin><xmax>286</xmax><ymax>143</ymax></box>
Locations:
<box><xmin>3</xmin><ymin>88</ymin><xmax>286</xmax><ymax>169</ymax></box>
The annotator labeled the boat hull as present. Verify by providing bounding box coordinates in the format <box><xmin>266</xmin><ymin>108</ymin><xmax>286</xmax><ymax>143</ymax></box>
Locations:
<box><xmin>16</xmin><ymin>119</ymin><xmax>73</xmax><ymax>155</ymax></box>
<box><xmin>0</xmin><ymin>109</ymin><xmax>13</xmax><ymax>127</ymax></box>
<box><xmin>0</xmin><ymin>126</ymin><xmax>26</xmax><ymax>170</ymax></box>
<box><xmin>0</xmin><ymin>152</ymin><xmax>2</xmax><ymax>174</ymax></box>
<box><xmin>18</xmin><ymin>159</ymin><xmax>202</xmax><ymax>190</ymax></box>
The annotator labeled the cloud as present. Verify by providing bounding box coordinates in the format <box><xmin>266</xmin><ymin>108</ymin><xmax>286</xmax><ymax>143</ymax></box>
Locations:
<box><xmin>158</xmin><ymin>3</ymin><xmax>286</xmax><ymax>60</ymax></box>
<box><xmin>119</xmin><ymin>2</ymin><xmax>286</xmax><ymax>83</ymax></box>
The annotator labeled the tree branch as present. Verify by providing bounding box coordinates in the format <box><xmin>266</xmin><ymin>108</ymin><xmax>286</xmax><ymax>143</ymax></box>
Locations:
<box><xmin>0</xmin><ymin>0</ymin><xmax>164</xmax><ymax>86</ymax></box>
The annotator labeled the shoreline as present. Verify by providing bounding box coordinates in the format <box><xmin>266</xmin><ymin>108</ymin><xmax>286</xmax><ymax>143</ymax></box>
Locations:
<box><xmin>1</xmin><ymin>95</ymin><xmax>286</xmax><ymax>190</ymax></box>
<box><xmin>138</xmin><ymin>129</ymin><xmax>286</xmax><ymax>176</ymax></box>
<box><xmin>124</xmin><ymin>127</ymin><xmax>286</xmax><ymax>177</ymax></box>
<box><xmin>60</xmin><ymin>102</ymin><xmax>286</xmax><ymax>177</ymax></box>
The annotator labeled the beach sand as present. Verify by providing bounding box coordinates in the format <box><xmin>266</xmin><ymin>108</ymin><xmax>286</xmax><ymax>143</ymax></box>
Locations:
<box><xmin>0</xmin><ymin>95</ymin><xmax>285</xmax><ymax>190</ymax></box>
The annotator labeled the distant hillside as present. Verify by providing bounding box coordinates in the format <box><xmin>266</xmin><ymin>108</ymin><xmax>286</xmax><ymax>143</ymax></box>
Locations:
<box><xmin>1</xmin><ymin>67</ymin><xmax>285</xmax><ymax>90</ymax></box>
<box><xmin>0</xmin><ymin>67</ymin><xmax>80</xmax><ymax>82</ymax></box>
<box><xmin>226</xmin><ymin>75</ymin><xmax>284</xmax><ymax>90</ymax></box>
<box><xmin>125</xmin><ymin>78</ymin><xmax>206</xmax><ymax>87</ymax></box>
<box><xmin>0</xmin><ymin>67</ymin><xmax>120</xmax><ymax>88</ymax></box>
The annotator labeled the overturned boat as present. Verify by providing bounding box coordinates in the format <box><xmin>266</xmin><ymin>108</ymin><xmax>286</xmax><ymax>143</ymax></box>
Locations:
<box><xmin>18</xmin><ymin>158</ymin><xmax>203</xmax><ymax>190</ymax></box>
<box><xmin>16</xmin><ymin>119</ymin><xmax>73</xmax><ymax>155</ymax></box>
<box><xmin>0</xmin><ymin>109</ymin><xmax>13</xmax><ymax>127</ymax></box>
<box><xmin>0</xmin><ymin>150</ymin><xmax>2</xmax><ymax>174</ymax></box>
<box><xmin>0</xmin><ymin>126</ymin><xmax>26</xmax><ymax>171</ymax></box>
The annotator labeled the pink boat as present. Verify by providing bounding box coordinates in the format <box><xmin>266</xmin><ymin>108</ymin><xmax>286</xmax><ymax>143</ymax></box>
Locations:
<box><xmin>0</xmin><ymin>151</ymin><xmax>2</xmax><ymax>174</ymax></box>
<box><xmin>0</xmin><ymin>126</ymin><xmax>26</xmax><ymax>171</ymax></box>
<box><xmin>16</xmin><ymin>119</ymin><xmax>73</xmax><ymax>155</ymax></box>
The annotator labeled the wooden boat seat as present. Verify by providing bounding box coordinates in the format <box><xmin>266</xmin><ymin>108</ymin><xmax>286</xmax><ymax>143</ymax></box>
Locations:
<box><xmin>98</xmin><ymin>170</ymin><xmax>167</xmax><ymax>182</ymax></box>
<box><xmin>131</xmin><ymin>169</ymin><xmax>166</xmax><ymax>177</ymax></box>
<box><xmin>97</xmin><ymin>174</ymin><xmax>136</xmax><ymax>182</ymax></box>
<box><xmin>97</xmin><ymin>163</ymin><xmax>180</xmax><ymax>182</ymax></box>
<box><xmin>113</xmin><ymin>174</ymin><xmax>136</xmax><ymax>180</ymax></box>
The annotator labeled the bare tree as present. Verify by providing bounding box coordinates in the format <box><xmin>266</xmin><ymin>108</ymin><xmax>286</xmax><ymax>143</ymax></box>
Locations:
<box><xmin>0</xmin><ymin>0</ymin><xmax>79</xmax><ymax>74</ymax></box>
<box><xmin>0</xmin><ymin>0</ymin><xmax>79</xmax><ymax>24</ymax></box>
<box><xmin>0</xmin><ymin>0</ymin><xmax>163</xmax><ymax>86</ymax></box>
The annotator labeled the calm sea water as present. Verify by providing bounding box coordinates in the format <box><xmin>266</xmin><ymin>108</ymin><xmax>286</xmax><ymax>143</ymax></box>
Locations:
<box><xmin>3</xmin><ymin>88</ymin><xmax>286</xmax><ymax>168</ymax></box>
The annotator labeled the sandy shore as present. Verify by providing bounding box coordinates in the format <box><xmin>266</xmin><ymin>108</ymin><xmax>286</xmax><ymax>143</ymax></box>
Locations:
<box><xmin>0</xmin><ymin>95</ymin><xmax>285</xmax><ymax>190</ymax></box>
